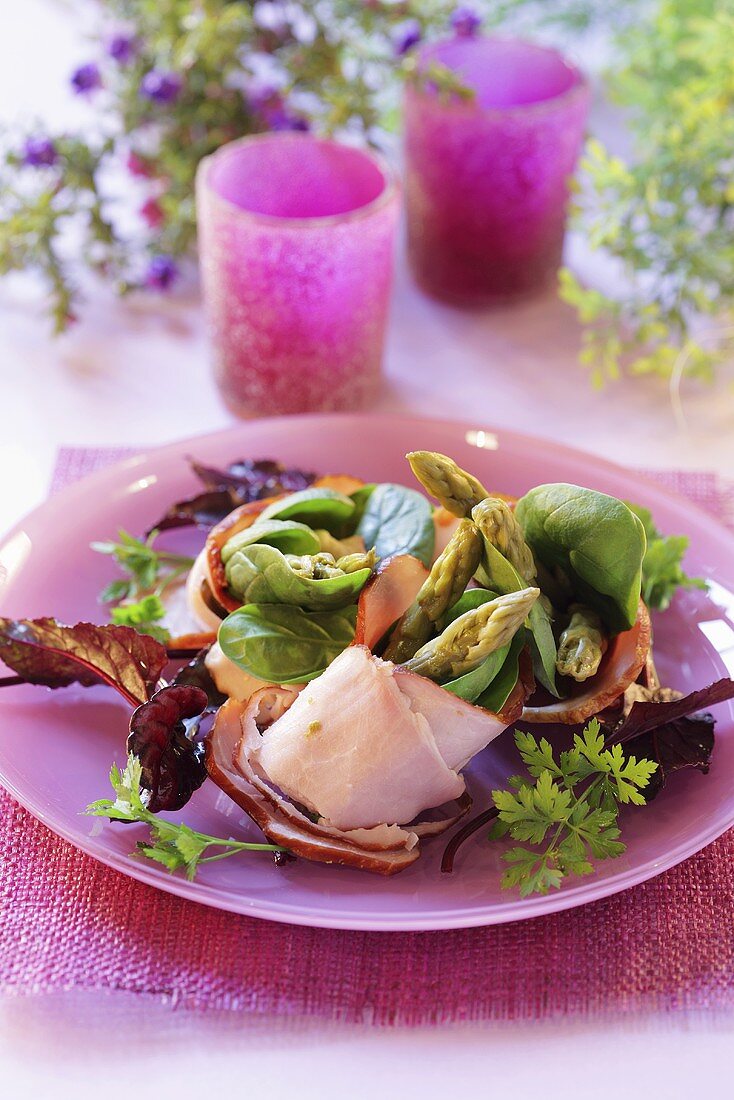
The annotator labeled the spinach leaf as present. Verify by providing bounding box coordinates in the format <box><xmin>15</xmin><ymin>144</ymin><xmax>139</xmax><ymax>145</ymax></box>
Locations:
<box><xmin>442</xmin><ymin>587</ymin><xmax>499</xmax><ymax>626</ymax></box>
<box><xmin>225</xmin><ymin>543</ymin><xmax>371</xmax><ymax>610</ymax></box>
<box><xmin>349</xmin><ymin>483</ymin><xmax>377</xmax><ymax>528</ymax></box>
<box><xmin>442</xmin><ymin>642</ymin><xmax>511</xmax><ymax>703</ymax></box>
<box><xmin>218</xmin><ymin>603</ymin><xmax>357</xmax><ymax>683</ymax></box>
<box><xmin>625</xmin><ymin>502</ymin><xmax>706</xmax><ymax>611</ymax></box>
<box><xmin>475</xmin><ymin>540</ymin><xmax>558</xmax><ymax>697</ymax></box>
<box><xmin>476</xmin><ymin>631</ymin><xmax>526</xmax><ymax>713</ymax></box>
<box><xmin>221</xmin><ymin>518</ymin><xmax>321</xmax><ymax>563</ymax></box>
<box><xmin>515</xmin><ymin>484</ymin><xmax>646</xmax><ymax>633</ymax></box>
<box><xmin>357</xmin><ymin>483</ymin><xmax>435</xmax><ymax>567</ymax></box>
<box><xmin>258</xmin><ymin>487</ymin><xmax>356</xmax><ymax>536</ymax></box>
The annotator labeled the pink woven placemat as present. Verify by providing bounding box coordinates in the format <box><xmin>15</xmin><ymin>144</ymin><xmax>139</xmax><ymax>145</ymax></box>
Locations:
<box><xmin>1</xmin><ymin>447</ymin><xmax>734</xmax><ymax>1024</ymax></box>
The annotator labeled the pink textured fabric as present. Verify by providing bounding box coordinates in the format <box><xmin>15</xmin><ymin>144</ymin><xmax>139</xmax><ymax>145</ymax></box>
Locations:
<box><xmin>2</xmin><ymin>448</ymin><xmax>734</xmax><ymax>1023</ymax></box>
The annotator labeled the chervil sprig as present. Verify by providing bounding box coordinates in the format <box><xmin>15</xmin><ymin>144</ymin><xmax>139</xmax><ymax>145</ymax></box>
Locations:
<box><xmin>91</xmin><ymin>529</ymin><xmax>195</xmax><ymax>640</ymax></box>
<box><xmin>86</xmin><ymin>755</ymin><xmax>283</xmax><ymax>879</ymax></box>
<box><xmin>490</xmin><ymin>719</ymin><xmax>657</xmax><ymax>896</ymax></box>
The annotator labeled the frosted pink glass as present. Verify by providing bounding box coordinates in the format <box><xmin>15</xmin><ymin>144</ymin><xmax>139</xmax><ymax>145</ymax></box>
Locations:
<box><xmin>196</xmin><ymin>134</ymin><xmax>399</xmax><ymax>416</ymax></box>
<box><xmin>404</xmin><ymin>37</ymin><xmax>591</xmax><ymax>305</ymax></box>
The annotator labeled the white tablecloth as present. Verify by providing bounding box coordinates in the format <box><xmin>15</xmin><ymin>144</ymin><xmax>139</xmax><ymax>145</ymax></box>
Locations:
<box><xmin>2</xmin><ymin>3</ymin><xmax>734</xmax><ymax>1096</ymax></box>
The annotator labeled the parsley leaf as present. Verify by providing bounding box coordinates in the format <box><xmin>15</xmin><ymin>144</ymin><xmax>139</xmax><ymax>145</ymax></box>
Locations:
<box><xmin>92</xmin><ymin>529</ymin><xmax>196</xmax><ymax>641</ymax></box>
<box><xmin>625</xmin><ymin>503</ymin><xmax>706</xmax><ymax>611</ymax></box>
<box><xmin>86</xmin><ymin>755</ymin><xmax>284</xmax><ymax>880</ymax></box>
<box><xmin>490</xmin><ymin>719</ymin><xmax>657</xmax><ymax>897</ymax></box>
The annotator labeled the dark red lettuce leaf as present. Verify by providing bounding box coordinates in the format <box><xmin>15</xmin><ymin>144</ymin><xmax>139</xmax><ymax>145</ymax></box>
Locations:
<box><xmin>128</xmin><ymin>684</ymin><xmax>208</xmax><ymax>811</ymax></box>
<box><xmin>609</xmin><ymin>677</ymin><xmax>734</xmax><ymax>800</ymax></box>
<box><xmin>619</xmin><ymin>713</ymin><xmax>715</xmax><ymax>800</ymax></box>
<box><xmin>615</xmin><ymin>678</ymin><xmax>734</xmax><ymax>739</ymax></box>
<box><xmin>149</xmin><ymin>458</ymin><xmax>316</xmax><ymax>534</ymax></box>
<box><xmin>0</xmin><ymin>618</ymin><xmax>168</xmax><ymax>707</ymax></box>
<box><xmin>171</xmin><ymin>645</ymin><xmax>226</xmax><ymax>711</ymax></box>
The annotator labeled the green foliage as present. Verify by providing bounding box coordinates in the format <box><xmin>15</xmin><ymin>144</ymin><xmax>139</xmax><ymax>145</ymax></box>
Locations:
<box><xmin>259</xmin><ymin>488</ymin><xmax>357</xmax><ymax>536</ymax></box>
<box><xmin>515</xmin><ymin>484</ymin><xmax>646</xmax><ymax>633</ymax></box>
<box><xmin>87</xmin><ymin>755</ymin><xmax>282</xmax><ymax>879</ymax></box>
<box><xmin>224</xmin><ymin>542</ymin><xmax>372</xmax><ymax>610</ymax></box>
<box><xmin>92</xmin><ymin>528</ymin><xmax>195</xmax><ymax>640</ymax></box>
<box><xmin>356</xmin><ymin>482</ymin><xmax>436</xmax><ymax>567</ymax></box>
<box><xmin>625</xmin><ymin>502</ymin><xmax>707</xmax><ymax>611</ymax></box>
<box><xmin>491</xmin><ymin>719</ymin><xmax>657</xmax><ymax>896</ymax></box>
<box><xmin>474</xmin><ymin>534</ymin><xmax>558</xmax><ymax>696</ymax></box>
<box><xmin>218</xmin><ymin>601</ymin><xmax>357</xmax><ymax>683</ymax></box>
<box><xmin>221</xmin><ymin>519</ymin><xmax>321</xmax><ymax>563</ymax></box>
<box><xmin>560</xmin><ymin>0</ymin><xmax>734</xmax><ymax>384</ymax></box>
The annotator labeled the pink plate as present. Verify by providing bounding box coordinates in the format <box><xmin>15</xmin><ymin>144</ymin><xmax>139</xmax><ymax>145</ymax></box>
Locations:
<box><xmin>1</xmin><ymin>414</ymin><xmax>733</xmax><ymax>931</ymax></box>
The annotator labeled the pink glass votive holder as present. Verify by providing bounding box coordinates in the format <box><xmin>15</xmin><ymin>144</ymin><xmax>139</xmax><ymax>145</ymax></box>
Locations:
<box><xmin>404</xmin><ymin>36</ymin><xmax>591</xmax><ymax>306</ymax></box>
<box><xmin>196</xmin><ymin>133</ymin><xmax>399</xmax><ymax>416</ymax></box>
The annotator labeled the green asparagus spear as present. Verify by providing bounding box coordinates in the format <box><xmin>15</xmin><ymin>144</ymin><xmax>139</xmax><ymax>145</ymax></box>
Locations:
<box><xmin>382</xmin><ymin>603</ymin><xmax>434</xmax><ymax>664</ymax></box>
<box><xmin>406</xmin><ymin>451</ymin><xmax>489</xmax><ymax>518</ymax></box>
<box><xmin>556</xmin><ymin>606</ymin><xmax>606</xmax><ymax>682</ymax></box>
<box><xmin>471</xmin><ymin>497</ymin><xmax>537</xmax><ymax>583</ymax></box>
<box><xmin>402</xmin><ymin>587</ymin><xmax>539</xmax><ymax>681</ymax></box>
<box><xmin>382</xmin><ymin>519</ymin><xmax>482</xmax><ymax>662</ymax></box>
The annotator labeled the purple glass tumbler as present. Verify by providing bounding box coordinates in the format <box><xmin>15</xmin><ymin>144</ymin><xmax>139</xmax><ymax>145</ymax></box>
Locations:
<box><xmin>196</xmin><ymin>134</ymin><xmax>399</xmax><ymax>416</ymax></box>
<box><xmin>404</xmin><ymin>37</ymin><xmax>590</xmax><ymax>305</ymax></box>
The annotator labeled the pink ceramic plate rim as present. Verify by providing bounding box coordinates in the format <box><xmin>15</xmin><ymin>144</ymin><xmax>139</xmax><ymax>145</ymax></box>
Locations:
<box><xmin>1</xmin><ymin>413</ymin><xmax>733</xmax><ymax>931</ymax></box>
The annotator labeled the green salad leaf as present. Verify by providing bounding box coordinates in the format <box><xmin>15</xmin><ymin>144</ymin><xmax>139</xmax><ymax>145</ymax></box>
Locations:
<box><xmin>218</xmin><ymin>603</ymin><xmax>357</xmax><ymax>683</ymax></box>
<box><xmin>225</xmin><ymin>543</ymin><xmax>371</xmax><ymax>611</ymax></box>
<box><xmin>475</xmin><ymin>540</ymin><xmax>558</xmax><ymax>697</ymax></box>
<box><xmin>357</xmin><ymin>482</ymin><xmax>435</xmax><ymax>567</ymax></box>
<box><xmin>258</xmin><ymin>487</ymin><xmax>356</xmax><ymax>536</ymax></box>
<box><xmin>515</xmin><ymin>484</ymin><xmax>646</xmax><ymax>633</ymax></box>
<box><xmin>625</xmin><ymin>503</ymin><xmax>706</xmax><ymax>611</ymax></box>
<box><xmin>476</xmin><ymin>632</ymin><xmax>526</xmax><ymax>714</ymax></box>
<box><xmin>221</xmin><ymin>518</ymin><xmax>321</xmax><ymax>563</ymax></box>
<box><xmin>442</xmin><ymin>642</ymin><xmax>511</xmax><ymax>703</ymax></box>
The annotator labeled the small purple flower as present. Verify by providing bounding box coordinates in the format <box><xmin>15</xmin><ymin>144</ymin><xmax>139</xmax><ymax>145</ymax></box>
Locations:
<box><xmin>266</xmin><ymin>107</ymin><xmax>310</xmax><ymax>132</ymax></box>
<box><xmin>107</xmin><ymin>33</ymin><xmax>137</xmax><ymax>64</ymax></box>
<box><xmin>392</xmin><ymin>19</ymin><xmax>422</xmax><ymax>57</ymax></box>
<box><xmin>450</xmin><ymin>6</ymin><xmax>482</xmax><ymax>36</ymax></box>
<box><xmin>140</xmin><ymin>70</ymin><xmax>183</xmax><ymax>104</ymax></box>
<box><xmin>23</xmin><ymin>136</ymin><xmax>59</xmax><ymax>168</ymax></box>
<box><xmin>71</xmin><ymin>62</ymin><xmax>103</xmax><ymax>95</ymax></box>
<box><xmin>244</xmin><ymin>82</ymin><xmax>281</xmax><ymax>113</ymax></box>
<box><xmin>144</xmin><ymin>255</ymin><xmax>178</xmax><ymax>291</ymax></box>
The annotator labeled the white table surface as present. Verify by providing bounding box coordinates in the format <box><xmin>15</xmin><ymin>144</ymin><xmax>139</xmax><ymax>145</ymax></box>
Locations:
<box><xmin>2</xmin><ymin>3</ymin><xmax>734</xmax><ymax>1097</ymax></box>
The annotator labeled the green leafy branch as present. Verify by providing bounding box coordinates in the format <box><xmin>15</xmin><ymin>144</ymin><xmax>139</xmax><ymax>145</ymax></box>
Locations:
<box><xmin>91</xmin><ymin>529</ymin><xmax>195</xmax><ymax>641</ymax></box>
<box><xmin>86</xmin><ymin>755</ymin><xmax>283</xmax><ymax>879</ymax></box>
<box><xmin>560</xmin><ymin>0</ymin><xmax>734</xmax><ymax>385</ymax></box>
<box><xmin>490</xmin><ymin>719</ymin><xmax>657</xmax><ymax>896</ymax></box>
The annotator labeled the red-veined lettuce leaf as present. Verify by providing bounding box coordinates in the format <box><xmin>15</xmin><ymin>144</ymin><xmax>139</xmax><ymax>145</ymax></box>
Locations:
<box><xmin>0</xmin><ymin>618</ymin><xmax>168</xmax><ymax>706</ymax></box>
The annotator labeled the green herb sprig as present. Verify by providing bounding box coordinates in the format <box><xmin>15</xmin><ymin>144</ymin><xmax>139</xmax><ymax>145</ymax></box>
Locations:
<box><xmin>625</xmin><ymin>503</ymin><xmax>707</xmax><ymax>611</ymax></box>
<box><xmin>86</xmin><ymin>755</ymin><xmax>283</xmax><ymax>879</ymax></box>
<box><xmin>91</xmin><ymin>529</ymin><xmax>195</xmax><ymax>641</ymax></box>
<box><xmin>490</xmin><ymin>720</ymin><xmax>657</xmax><ymax>896</ymax></box>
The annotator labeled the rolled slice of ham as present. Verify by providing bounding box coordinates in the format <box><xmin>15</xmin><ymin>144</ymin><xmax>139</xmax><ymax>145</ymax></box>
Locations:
<box><xmin>206</xmin><ymin>697</ymin><xmax>422</xmax><ymax>875</ymax></box>
<box><xmin>244</xmin><ymin>645</ymin><xmax>513</xmax><ymax>832</ymax></box>
<box><xmin>522</xmin><ymin>600</ymin><xmax>651</xmax><ymax>724</ymax></box>
<box><xmin>353</xmin><ymin>554</ymin><xmax>429</xmax><ymax>650</ymax></box>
